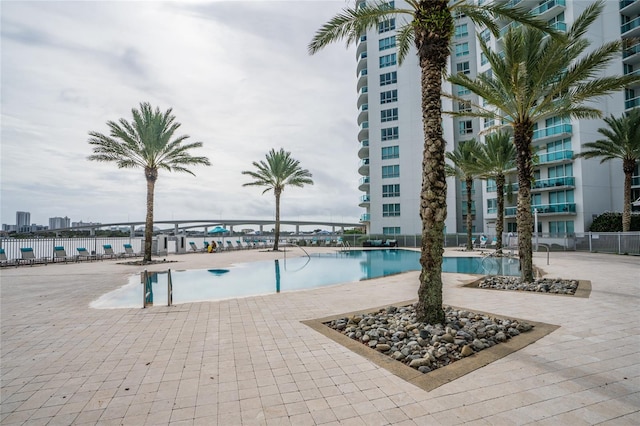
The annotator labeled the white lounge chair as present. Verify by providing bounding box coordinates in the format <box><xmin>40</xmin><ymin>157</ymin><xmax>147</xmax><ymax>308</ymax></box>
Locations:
<box><xmin>0</xmin><ymin>248</ymin><xmax>17</xmax><ymax>267</ymax></box>
<box><xmin>76</xmin><ymin>247</ymin><xmax>98</xmax><ymax>261</ymax></box>
<box><xmin>102</xmin><ymin>244</ymin><xmax>120</xmax><ymax>259</ymax></box>
<box><xmin>54</xmin><ymin>246</ymin><xmax>75</xmax><ymax>263</ymax></box>
<box><xmin>123</xmin><ymin>244</ymin><xmax>141</xmax><ymax>257</ymax></box>
<box><xmin>19</xmin><ymin>247</ymin><xmax>48</xmax><ymax>266</ymax></box>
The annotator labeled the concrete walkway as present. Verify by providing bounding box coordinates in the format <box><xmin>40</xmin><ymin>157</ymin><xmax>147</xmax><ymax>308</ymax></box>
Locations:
<box><xmin>1</xmin><ymin>248</ymin><xmax>638</xmax><ymax>425</ymax></box>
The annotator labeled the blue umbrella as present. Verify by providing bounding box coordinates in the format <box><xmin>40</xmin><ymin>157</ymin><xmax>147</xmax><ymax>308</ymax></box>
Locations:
<box><xmin>208</xmin><ymin>226</ymin><xmax>229</xmax><ymax>248</ymax></box>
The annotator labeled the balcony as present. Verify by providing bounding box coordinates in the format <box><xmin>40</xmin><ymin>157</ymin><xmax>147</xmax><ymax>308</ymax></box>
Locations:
<box><xmin>356</xmin><ymin>37</ymin><xmax>367</xmax><ymax>56</ymax></box>
<box><xmin>531</xmin><ymin>0</ymin><xmax>565</xmax><ymax>19</ymax></box>
<box><xmin>357</xmin><ymin>86</ymin><xmax>368</xmax><ymax>109</ymax></box>
<box><xmin>499</xmin><ymin>22</ymin><xmax>520</xmax><ymax>39</ymax></box>
<box><xmin>358</xmin><ymin>123</ymin><xmax>369</xmax><ymax>143</ymax></box>
<box><xmin>623</xmin><ymin>43</ymin><xmax>640</xmax><ymax>63</ymax></box>
<box><xmin>505</xmin><ymin>203</ymin><xmax>577</xmax><ymax>217</ymax></box>
<box><xmin>358</xmin><ymin>176</ymin><xmax>370</xmax><ymax>191</ymax></box>
<box><xmin>532</xmin><ymin>123</ymin><xmax>572</xmax><ymax>141</ymax></box>
<box><xmin>358</xmin><ymin>158</ymin><xmax>370</xmax><ymax>175</ymax></box>
<box><xmin>622</xmin><ymin>16</ymin><xmax>640</xmax><ymax>37</ymax></box>
<box><xmin>620</xmin><ymin>0</ymin><xmax>640</xmax><ymax>17</ymax></box>
<box><xmin>360</xmin><ymin>213</ymin><xmax>371</xmax><ymax>222</ymax></box>
<box><xmin>532</xmin><ymin>176</ymin><xmax>575</xmax><ymax>191</ymax></box>
<box><xmin>625</xmin><ymin>96</ymin><xmax>640</xmax><ymax>110</ymax></box>
<box><xmin>358</xmin><ymin>140</ymin><xmax>369</xmax><ymax>159</ymax></box>
<box><xmin>632</xmin><ymin>175</ymin><xmax>640</xmax><ymax>186</ymax></box>
<box><xmin>357</xmin><ymin>69</ymin><xmax>368</xmax><ymax>92</ymax></box>
<box><xmin>538</xmin><ymin>149</ymin><xmax>573</xmax><ymax>164</ymax></box>
<box><xmin>359</xmin><ymin>194</ymin><xmax>371</xmax><ymax>207</ymax></box>
<box><xmin>357</xmin><ymin>107</ymin><xmax>368</xmax><ymax>126</ymax></box>
<box><xmin>486</xmin><ymin>183</ymin><xmax>519</xmax><ymax>193</ymax></box>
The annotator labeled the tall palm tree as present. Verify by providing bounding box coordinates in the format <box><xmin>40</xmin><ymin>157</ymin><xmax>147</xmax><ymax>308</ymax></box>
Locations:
<box><xmin>242</xmin><ymin>148</ymin><xmax>314</xmax><ymax>251</ymax></box>
<box><xmin>88</xmin><ymin>102</ymin><xmax>211</xmax><ymax>262</ymax></box>
<box><xmin>475</xmin><ymin>131</ymin><xmax>517</xmax><ymax>252</ymax></box>
<box><xmin>309</xmin><ymin>0</ymin><xmax>555</xmax><ymax>324</ymax></box>
<box><xmin>575</xmin><ymin>109</ymin><xmax>640</xmax><ymax>232</ymax></box>
<box><xmin>445</xmin><ymin>140</ymin><xmax>482</xmax><ymax>251</ymax></box>
<box><xmin>447</xmin><ymin>1</ymin><xmax>639</xmax><ymax>281</ymax></box>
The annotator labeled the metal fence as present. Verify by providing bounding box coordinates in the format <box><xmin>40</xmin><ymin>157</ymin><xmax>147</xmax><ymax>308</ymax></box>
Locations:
<box><xmin>0</xmin><ymin>237</ymin><xmax>145</xmax><ymax>261</ymax></box>
<box><xmin>2</xmin><ymin>231</ymin><xmax>638</xmax><ymax>262</ymax></box>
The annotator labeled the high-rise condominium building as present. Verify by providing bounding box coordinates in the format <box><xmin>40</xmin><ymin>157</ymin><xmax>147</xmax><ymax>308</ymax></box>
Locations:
<box><xmin>356</xmin><ymin>0</ymin><xmax>640</xmax><ymax>237</ymax></box>
<box><xmin>16</xmin><ymin>211</ymin><xmax>31</xmax><ymax>232</ymax></box>
<box><xmin>49</xmin><ymin>216</ymin><xmax>71</xmax><ymax>230</ymax></box>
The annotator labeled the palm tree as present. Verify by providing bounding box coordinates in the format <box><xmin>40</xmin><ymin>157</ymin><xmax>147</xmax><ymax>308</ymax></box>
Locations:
<box><xmin>575</xmin><ymin>109</ymin><xmax>640</xmax><ymax>232</ymax></box>
<box><xmin>445</xmin><ymin>140</ymin><xmax>482</xmax><ymax>251</ymax></box>
<box><xmin>447</xmin><ymin>1</ymin><xmax>639</xmax><ymax>281</ymax></box>
<box><xmin>242</xmin><ymin>148</ymin><xmax>314</xmax><ymax>251</ymax></box>
<box><xmin>88</xmin><ymin>102</ymin><xmax>211</xmax><ymax>262</ymax></box>
<box><xmin>309</xmin><ymin>0</ymin><xmax>555</xmax><ymax>324</ymax></box>
<box><xmin>475</xmin><ymin>131</ymin><xmax>517</xmax><ymax>252</ymax></box>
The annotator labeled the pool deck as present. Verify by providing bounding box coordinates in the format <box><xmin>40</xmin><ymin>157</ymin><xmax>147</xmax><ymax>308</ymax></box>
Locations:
<box><xmin>1</xmin><ymin>247</ymin><xmax>638</xmax><ymax>425</ymax></box>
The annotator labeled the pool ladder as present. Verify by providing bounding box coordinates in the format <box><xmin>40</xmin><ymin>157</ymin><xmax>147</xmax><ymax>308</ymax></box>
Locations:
<box><xmin>142</xmin><ymin>269</ymin><xmax>173</xmax><ymax>308</ymax></box>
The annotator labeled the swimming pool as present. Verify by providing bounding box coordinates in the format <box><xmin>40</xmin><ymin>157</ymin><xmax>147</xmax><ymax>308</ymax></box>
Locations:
<box><xmin>90</xmin><ymin>250</ymin><xmax>520</xmax><ymax>308</ymax></box>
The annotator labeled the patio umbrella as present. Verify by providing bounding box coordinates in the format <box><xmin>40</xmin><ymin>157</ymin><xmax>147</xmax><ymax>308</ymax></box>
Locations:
<box><xmin>208</xmin><ymin>226</ymin><xmax>229</xmax><ymax>247</ymax></box>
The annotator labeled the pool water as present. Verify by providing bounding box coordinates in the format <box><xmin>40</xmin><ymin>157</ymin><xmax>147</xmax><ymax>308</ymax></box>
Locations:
<box><xmin>90</xmin><ymin>250</ymin><xmax>520</xmax><ymax>309</ymax></box>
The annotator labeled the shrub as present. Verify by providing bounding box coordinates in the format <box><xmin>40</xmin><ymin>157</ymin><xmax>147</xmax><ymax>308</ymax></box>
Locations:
<box><xmin>589</xmin><ymin>212</ymin><xmax>640</xmax><ymax>232</ymax></box>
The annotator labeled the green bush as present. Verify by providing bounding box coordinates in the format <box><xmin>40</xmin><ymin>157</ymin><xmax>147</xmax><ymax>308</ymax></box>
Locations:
<box><xmin>589</xmin><ymin>212</ymin><xmax>640</xmax><ymax>232</ymax></box>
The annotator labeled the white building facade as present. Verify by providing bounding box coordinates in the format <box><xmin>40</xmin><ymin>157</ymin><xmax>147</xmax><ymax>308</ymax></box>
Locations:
<box><xmin>356</xmin><ymin>0</ymin><xmax>639</xmax><ymax>237</ymax></box>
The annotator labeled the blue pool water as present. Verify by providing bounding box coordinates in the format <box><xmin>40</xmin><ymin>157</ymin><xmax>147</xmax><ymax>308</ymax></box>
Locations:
<box><xmin>91</xmin><ymin>250</ymin><xmax>520</xmax><ymax>308</ymax></box>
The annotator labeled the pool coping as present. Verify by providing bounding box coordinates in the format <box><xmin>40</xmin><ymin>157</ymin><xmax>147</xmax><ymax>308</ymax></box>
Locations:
<box><xmin>302</xmin><ymin>300</ymin><xmax>559</xmax><ymax>393</ymax></box>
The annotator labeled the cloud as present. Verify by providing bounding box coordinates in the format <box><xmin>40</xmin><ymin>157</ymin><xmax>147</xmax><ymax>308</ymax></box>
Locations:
<box><xmin>1</xmin><ymin>1</ymin><xmax>362</xmax><ymax>228</ymax></box>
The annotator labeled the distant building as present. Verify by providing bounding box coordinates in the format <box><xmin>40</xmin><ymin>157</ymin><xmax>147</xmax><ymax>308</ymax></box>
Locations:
<box><xmin>16</xmin><ymin>211</ymin><xmax>30</xmax><ymax>233</ymax></box>
<box><xmin>49</xmin><ymin>216</ymin><xmax>71</xmax><ymax>230</ymax></box>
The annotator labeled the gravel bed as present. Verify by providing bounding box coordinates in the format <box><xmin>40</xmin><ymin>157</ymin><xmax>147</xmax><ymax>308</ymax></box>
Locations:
<box><xmin>478</xmin><ymin>276</ymin><xmax>579</xmax><ymax>294</ymax></box>
<box><xmin>325</xmin><ymin>305</ymin><xmax>533</xmax><ymax>374</ymax></box>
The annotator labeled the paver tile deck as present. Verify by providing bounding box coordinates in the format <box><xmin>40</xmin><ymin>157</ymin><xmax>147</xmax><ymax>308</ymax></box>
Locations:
<box><xmin>1</xmin><ymin>247</ymin><xmax>638</xmax><ymax>425</ymax></box>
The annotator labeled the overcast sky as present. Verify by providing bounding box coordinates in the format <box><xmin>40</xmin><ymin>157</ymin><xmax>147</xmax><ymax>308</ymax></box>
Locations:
<box><xmin>1</xmin><ymin>0</ymin><xmax>363</xmax><ymax>229</ymax></box>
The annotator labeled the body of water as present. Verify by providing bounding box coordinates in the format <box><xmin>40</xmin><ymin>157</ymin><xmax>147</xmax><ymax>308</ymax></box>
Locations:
<box><xmin>91</xmin><ymin>250</ymin><xmax>520</xmax><ymax>309</ymax></box>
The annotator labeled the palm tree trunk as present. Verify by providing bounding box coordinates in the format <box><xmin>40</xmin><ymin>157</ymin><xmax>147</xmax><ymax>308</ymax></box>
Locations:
<box><xmin>495</xmin><ymin>173</ymin><xmax>505</xmax><ymax>251</ymax></box>
<box><xmin>414</xmin><ymin>0</ymin><xmax>451</xmax><ymax>325</ymax></box>
<box><xmin>513</xmin><ymin>124</ymin><xmax>534</xmax><ymax>282</ymax></box>
<box><xmin>273</xmin><ymin>189</ymin><xmax>281</xmax><ymax>251</ymax></box>
<box><xmin>622</xmin><ymin>159</ymin><xmax>634</xmax><ymax>232</ymax></box>
<box><xmin>465</xmin><ymin>178</ymin><xmax>473</xmax><ymax>251</ymax></box>
<box><xmin>144</xmin><ymin>168</ymin><xmax>158</xmax><ymax>263</ymax></box>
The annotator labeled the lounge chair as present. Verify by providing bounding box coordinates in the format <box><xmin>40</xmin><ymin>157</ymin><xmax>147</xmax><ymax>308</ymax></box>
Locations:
<box><xmin>0</xmin><ymin>248</ymin><xmax>17</xmax><ymax>267</ymax></box>
<box><xmin>189</xmin><ymin>241</ymin><xmax>206</xmax><ymax>253</ymax></box>
<box><xmin>76</xmin><ymin>247</ymin><xmax>98</xmax><ymax>261</ymax></box>
<box><xmin>225</xmin><ymin>241</ymin><xmax>235</xmax><ymax>251</ymax></box>
<box><xmin>102</xmin><ymin>244</ymin><xmax>120</xmax><ymax>259</ymax></box>
<box><xmin>383</xmin><ymin>239</ymin><xmax>398</xmax><ymax>247</ymax></box>
<box><xmin>19</xmin><ymin>247</ymin><xmax>48</xmax><ymax>266</ymax></box>
<box><xmin>479</xmin><ymin>236</ymin><xmax>488</xmax><ymax>249</ymax></box>
<box><xmin>54</xmin><ymin>246</ymin><xmax>75</xmax><ymax>263</ymax></box>
<box><xmin>490</xmin><ymin>238</ymin><xmax>497</xmax><ymax>249</ymax></box>
<box><xmin>123</xmin><ymin>244</ymin><xmax>141</xmax><ymax>257</ymax></box>
<box><xmin>236</xmin><ymin>240</ymin><xmax>249</xmax><ymax>250</ymax></box>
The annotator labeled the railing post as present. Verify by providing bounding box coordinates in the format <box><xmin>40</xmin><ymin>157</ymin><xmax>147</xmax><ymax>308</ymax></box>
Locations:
<box><xmin>167</xmin><ymin>269</ymin><xmax>172</xmax><ymax>306</ymax></box>
<box><xmin>618</xmin><ymin>232</ymin><xmax>622</xmax><ymax>255</ymax></box>
<box><xmin>142</xmin><ymin>270</ymin><xmax>148</xmax><ymax>308</ymax></box>
<box><xmin>589</xmin><ymin>232</ymin><xmax>592</xmax><ymax>252</ymax></box>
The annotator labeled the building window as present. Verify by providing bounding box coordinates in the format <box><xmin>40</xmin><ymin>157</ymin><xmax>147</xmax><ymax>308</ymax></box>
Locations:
<box><xmin>381</xmin><ymin>127</ymin><xmax>399</xmax><ymax>141</ymax></box>
<box><xmin>381</xmin><ymin>145</ymin><xmax>399</xmax><ymax>160</ymax></box>
<box><xmin>549</xmin><ymin>220</ymin><xmax>574</xmax><ymax>234</ymax></box>
<box><xmin>548</xmin><ymin>164</ymin><xmax>573</xmax><ymax>178</ymax></box>
<box><xmin>480</xmin><ymin>28</ymin><xmax>491</xmax><ymax>44</ymax></box>
<box><xmin>483</xmin><ymin>118</ymin><xmax>495</xmax><ymax>129</ymax></box>
<box><xmin>507</xmin><ymin>222</ymin><xmax>517</xmax><ymax>232</ymax></box>
<box><xmin>546</xmin><ymin>138</ymin><xmax>571</xmax><ymax>152</ymax></box>
<box><xmin>378</xmin><ymin>18</ymin><xmax>396</xmax><ymax>33</ymax></box>
<box><xmin>461</xmin><ymin>200</ymin><xmax>476</xmax><ymax>215</ymax></box>
<box><xmin>379</xmin><ymin>71</ymin><xmax>397</xmax><ymax>86</ymax></box>
<box><xmin>458</xmin><ymin>101</ymin><xmax>472</xmax><ymax>112</ymax></box>
<box><xmin>381</xmin><ymin>108</ymin><xmax>398</xmax><ymax>122</ymax></box>
<box><xmin>379</xmin><ymin>53</ymin><xmax>397</xmax><ymax>68</ymax></box>
<box><xmin>487</xmin><ymin>198</ymin><xmax>497</xmax><ymax>214</ymax></box>
<box><xmin>480</xmin><ymin>52</ymin><xmax>488</xmax><ymax>66</ymax></box>
<box><xmin>455</xmin><ymin>42</ymin><xmax>469</xmax><ymax>57</ymax></box>
<box><xmin>383</xmin><ymin>203</ymin><xmax>401</xmax><ymax>217</ymax></box>
<box><xmin>379</xmin><ymin>36</ymin><xmax>396</xmax><ymax>50</ymax></box>
<box><xmin>382</xmin><ymin>227</ymin><xmax>401</xmax><ymax>235</ymax></box>
<box><xmin>454</xmin><ymin>24</ymin><xmax>468</xmax><ymax>39</ymax></box>
<box><xmin>382</xmin><ymin>184</ymin><xmax>400</xmax><ymax>197</ymax></box>
<box><xmin>380</xmin><ymin>89</ymin><xmax>398</xmax><ymax>104</ymax></box>
<box><xmin>486</xmin><ymin>178</ymin><xmax>497</xmax><ymax>192</ymax></box>
<box><xmin>549</xmin><ymin>190</ymin><xmax>574</xmax><ymax>204</ymax></box>
<box><xmin>459</xmin><ymin>120</ymin><xmax>473</xmax><ymax>135</ymax></box>
<box><xmin>456</xmin><ymin>61</ymin><xmax>470</xmax><ymax>75</ymax></box>
<box><xmin>382</xmin><ymin>165</ymin><xmax>400</xmax><ymax>178</ymax></box>
<box><xmin>457</xmin><ymin>85</ymin><xmax>470</xmax><ymax>96</ymax></box>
